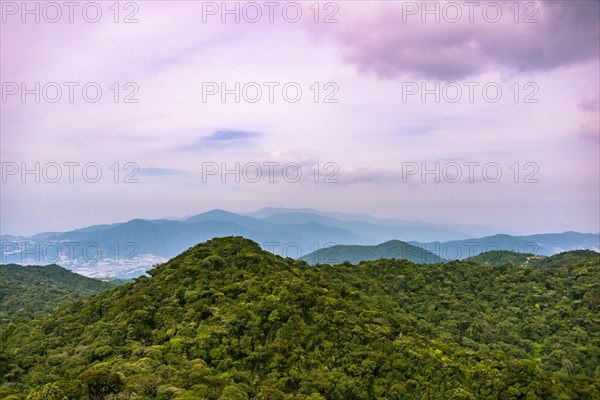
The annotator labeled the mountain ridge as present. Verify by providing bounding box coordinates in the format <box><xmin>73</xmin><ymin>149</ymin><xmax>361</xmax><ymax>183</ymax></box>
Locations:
<box><xmin>1</xmin><ymin>237</ymin><xmax>598</xmax><ymax>399</ymax></box>
<box><xmin>300</xmin><ymin>239</ymin><xmax>445</xmax><ymax>265</ymax></box>
<box><xmin>2</xmin><ymin>209</ymin><xmax>598</xmax><ymax>278</ymax></box>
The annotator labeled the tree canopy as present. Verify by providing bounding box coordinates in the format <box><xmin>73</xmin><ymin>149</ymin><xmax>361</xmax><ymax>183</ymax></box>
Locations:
<box><xmin>1</xmin><ymin>237</ymin><xmax>598</xmax><ymax>399</ymax></box>
<box><xmin>0</xmin><ymin>264</ymin><xmax>116</xmax><ymax>325</ymax></box>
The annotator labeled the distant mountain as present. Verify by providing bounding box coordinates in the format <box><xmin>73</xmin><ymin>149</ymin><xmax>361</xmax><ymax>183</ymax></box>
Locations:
<box><xmin>2</xmin><ymin>208</ymin><xmax>597</xmax><ymax>278</ymax></box>
<box><xmin>70</xmin><ymin>222</ymin><xmax>122</xmax><ymax>233</ymax></box>
<box><xmin>260</xmin><ymin>211</ymin><xmax>472</xmax><ymax>243</ymax></box>
<box><xmin>0</xmin><ymin>263</ymin><xmax>116</xmax><ymax>324</ymax></box>
<box><xmin>183</xmin><ymin>209</ymin><xmax>271</xmax><ymax>230</ymax></box>
<box><xmin>523</xmin><ymin>232</ymin><xmax>600</xmax><ymax>254</ymax></box>
<box><xmin>0</xmin><ymin>209</ymin><xmax>472</xmax><ymax>278</ymax></box>
<box><xmin>417</xmin><ymin>232</ymin><xmax>600</xmax><ymax>259</ymax></box>
<box><xmin>245</xmin><ymin>207</ymin><xmax>498</xmax><ymax>237</ymax></box>
<box><xmin>302</xmin><ymin>233</ymin><xmax>600</xmax><ymax>266</ymax></box>
<box><xmin>300</xmin><ymin>239</ymin><xmax>444</xmax><ymax>265</ymax></box>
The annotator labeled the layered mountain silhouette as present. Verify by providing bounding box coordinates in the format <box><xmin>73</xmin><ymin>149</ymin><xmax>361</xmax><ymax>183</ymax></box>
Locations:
<box><xmin>2</xmin><ymin>208</ymin><xmax>598</xmax><ymax>278</ymax></box>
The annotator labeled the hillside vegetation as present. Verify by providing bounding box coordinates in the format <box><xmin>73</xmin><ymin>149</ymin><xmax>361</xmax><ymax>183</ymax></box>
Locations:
<box><xmin>464</xmin><ymin>249</ymin><xmax>600</xmax><ymax>268</ymax></box>
<box><xmin>0</xmin><ymin>264</ymin><xmax>117</xmax><ymax>325</ymax></box>
<box><xmin>0</xmin><ymin>237</ymin><xmax>598</xmax><ymax>399</ymax></box>
<box><xmin>300</xmin><ymin>240</ymin><xmax>444</xmax><ymax>265</ymax></box>
<box><xmin>465</xmin><ymin>250</ymin><xmax>537</xmax><ymax>266</ymax></box>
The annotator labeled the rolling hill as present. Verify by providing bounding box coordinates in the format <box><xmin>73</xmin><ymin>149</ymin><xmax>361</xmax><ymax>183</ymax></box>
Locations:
<box><xmin>299</xmin><ymin>239</ymin><xmax>444</xmax><ymax>265</ymax></box>
<box><xmin>465</xmin><ymin>250</ymin><xmax>538</xmax><ymax>266</ymax></box>
<box><xmin>465</xmin><ymin>249</ymin><xmax>600</xmax><ymax>268</ymax></box>
<box><xmin>1</xmin><ymin>237</ymin><xmax>598</xmax><ymax>399</ymax></box>
<box><xmin>0</xmin><ymin>264</ymin><xmax>117</xmax><ymax>324</ymax></box>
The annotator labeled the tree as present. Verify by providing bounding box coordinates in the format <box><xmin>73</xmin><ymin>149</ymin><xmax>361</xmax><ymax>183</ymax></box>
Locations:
<box><xmin>79</xmin><ymin>369</ymin><xmax>125</xmax><ymax>400</ymax></box>
<box><xmin>26</xmin><ymin>383</ymin><xmax>68</xmax><ymax>400</ymax></box>
<box><xmin>220</xmin><ymin>385</ymin><xmax>249</xmax><ymax>400</ymax></box>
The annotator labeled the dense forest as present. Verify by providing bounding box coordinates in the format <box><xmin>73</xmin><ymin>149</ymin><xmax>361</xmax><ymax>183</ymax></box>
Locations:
<box><xmin>465</xmin><ymin>249</ymin><xmax>600</xmax><ymax>268</ymax></box>
<box><xmin>299</xmin><ymin>240</ymin><xmax>443</xmax><ymax>265</ymax></box>
<box><xmin>0</xmin><ymin>264</ymin><xmax>117</xmax><ymax>325</ymax></box>
<box><xmin>0</xmin><ymin>237</ymin><xmax>598</xmax><ymax>399</ymax></box>
<box><xmin>464</xmin><ymin>250</ymin><xmax>538</xmax><ymax>267</ymax></box>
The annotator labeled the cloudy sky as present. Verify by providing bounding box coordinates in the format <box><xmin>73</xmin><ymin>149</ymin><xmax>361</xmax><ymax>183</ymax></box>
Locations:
<box><xmin>1</xmin><ymin>0</ymin><xmax>599</xmax><ymax>235</ymax></box>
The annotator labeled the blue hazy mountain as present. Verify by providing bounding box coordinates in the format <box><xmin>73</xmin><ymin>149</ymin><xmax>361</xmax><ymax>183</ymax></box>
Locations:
<box><xmin>244</xmin><ymin>207</ymin><xmax>498</xmax><ymax>237</ymax></box>
<box><xmin>2</xmin><ymin>209</ymin><xmax>598</xmax><ymax>278</ymax></box>
<box><xmin>302</xmin><ymin>233</ymin><xmax>600</xmax><ymax>265</ymax></box>
<box><xmin>414</xmin><ymin>232</ymin><xmax>600</xmax><ymax>260</ymax></box>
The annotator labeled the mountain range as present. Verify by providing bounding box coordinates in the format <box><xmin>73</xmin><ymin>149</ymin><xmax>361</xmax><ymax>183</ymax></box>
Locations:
<box><xmin>1</xmin><ymin>237</ymin><xmax>598</xmax><ymax>399</ymax></box>
<box><xmin>2</xmin><ymin>208</ymin><xmax>598</xmax><ymax>278</ymax></box>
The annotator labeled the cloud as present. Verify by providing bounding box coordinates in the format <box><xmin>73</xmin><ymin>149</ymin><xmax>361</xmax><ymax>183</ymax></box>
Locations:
<box><xmin>576</xmin><ymin>92</ymin><xmax>599</xmax><ymax>142</ymax></box>
<box><xmin>578</xmin><ymin>120</ymin><xmax>600</xmax><ymax>143</ymax></box>
<box><xmin>578</xmin><ymin>92</ymin><xmax>600</xmax><ymax>112</ymax></box>
<box><xmin>179</xmin><ymin>130</ymin><xmax>262</xmax><ymax>152</ymax></box>
<box><xmin>396</xmin><ymin>125</ymin><xmax>438</xmax><ymax>136</ymax></box>
<box><xmin>138</xmin><ymin>167</ymin><xmax>184</xmax><ymax>176</ymax></box>
<box><xmin>205</xmin><ymin>130</ymin><xmax>260</xmax><ymax>142</ymax></box>
<box><xmin>1</xmin><ymin>1</ymin><xmax>598</xmax><ymax>235</ymax></box>
<box><xmin>314</xmin><ymin>0</ymin><xmax>600</xmax><ymax>80</ymax></box>
<box><xmin>338</xmin><ymin>168</ymin><xmax>402</xmax><ymax>186</ymax></box>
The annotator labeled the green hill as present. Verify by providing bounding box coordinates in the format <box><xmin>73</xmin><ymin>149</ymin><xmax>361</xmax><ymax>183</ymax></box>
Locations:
<box><xmin>299</xmin><ymin>239</ymin><xmax>444</xmax><ymax>265</ymax></box>
<box><xmin>465</xmin><ymin>249</ymin><xmax>600</xmax><ymax>268</ymax></box>
<box><xmin>1</xmin><ymin>238</ymin><xmax>598</xmax><ymax>399</ymax></box>
<box><xmin>529</xmin><ymin>250</ymin><xmax>600</xmax><ymax>268</ymax></box>
<box><xmin>0</xmin><ymin>264</ymin><xmax>117</xmax><ymax>324</ymax></box>
<box><xmin>465</xmin><ymin>250</ymin><xmax>538</xmax><ymax>266</ymax></box>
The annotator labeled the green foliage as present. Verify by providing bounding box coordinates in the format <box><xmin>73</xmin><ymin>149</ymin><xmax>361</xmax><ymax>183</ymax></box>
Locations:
<box><xmin>219</xmin><ymin>385</ymin><xmax>248</xmax><ymax>400</ymax></box>
<box><xmin>1</xmin><ymin>237</ymin><xmax>598</xmax><ymax>399</ymax></box>
<box><xmin>0</xmin><ymin>387</ymin><xmax>26</xmax><ymax>400</ymax></box>
<box><xmin>466</xmin><ymin>249</ymin><xmax>600</xmax><ymax>268</ymax></box>
<box><xmin>51</xmin><ymin>380</ymin><xmax>81</xmax><ymax>400</ymax></box>
<box><xmin>26</xmin><ymin>383</ymin><xmax>67</xmax><ymax>400</ymax></box>
<box><xmin>465</xmin><ymin>250</ymin><xmax>536</xmax><ymax>266</ymax></box>
<box><xmin>0</xmin><ymin>264</ymin><xmax>116</xmax><ymax>324</ymax></box>
<box><xmin>79</xmin><ymin>369</ymin><xmax>125</xmax><ymax>400</ymax></box>
<box><xmin>529</xmin><ymin>250</ymin><xmax>600</xmax><ymax>268</ymax></box>
<box><xmin>300</xmin><ymin>240</ymin><xmax>444</xmax><ymax>265</ymax></box>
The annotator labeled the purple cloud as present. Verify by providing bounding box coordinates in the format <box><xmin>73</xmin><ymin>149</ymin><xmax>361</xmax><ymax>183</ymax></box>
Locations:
<box><xmin>578</xmin><ymin>92</ymin><xmax>600</xmax><ymax>112</ymax></box>
<box><xmin>316</xmin><ymin>0</ymin><xmax>599</xmax><ymax>80</ymax></box>
<box><xmin>578</xmin><ymin>119</ymin><xmax>600</xmax><ymax>143</ymax></box>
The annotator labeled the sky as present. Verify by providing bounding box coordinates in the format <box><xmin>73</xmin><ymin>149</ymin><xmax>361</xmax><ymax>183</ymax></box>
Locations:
<box><xmin>1</xmin><ymin>0</ymin><xmax>599</xmax><ymax>236</ymax></box>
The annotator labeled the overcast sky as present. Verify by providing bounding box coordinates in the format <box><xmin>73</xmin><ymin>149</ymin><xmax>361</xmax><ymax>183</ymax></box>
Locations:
<box><xmin>1</xmin><ymin>0</ymin><xmax>599</xmax><ymax>236</ymax></box>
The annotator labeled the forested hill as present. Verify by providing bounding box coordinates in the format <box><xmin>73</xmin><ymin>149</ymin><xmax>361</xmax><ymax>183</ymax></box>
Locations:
<box><xmin>0</xmin><ymin>264</ymin><xmax>117</xmax><ymax>324</ymax></box>
<box><xmin>1</xmin><ymin>237</ymin><xmax>598</xmax><ymax>399</ymax></box>
<box><xmin>464</xmin><ymin>249</ymin><xmax>600</xmax><ymax>268</ymax></box>
<box><xmin>299</xmin><ymin>239</ymin><xmax>444</xmax><ymax>265</ymax></box>
<box><xmin>465</xmin><ymin>250</ymin><xmax>538</xmax><ymax>266</ymax></box>
<box><xmin>531</xmin><ymin>249</ymin><xmax>600</xmax><ymax>268</ymax></box>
